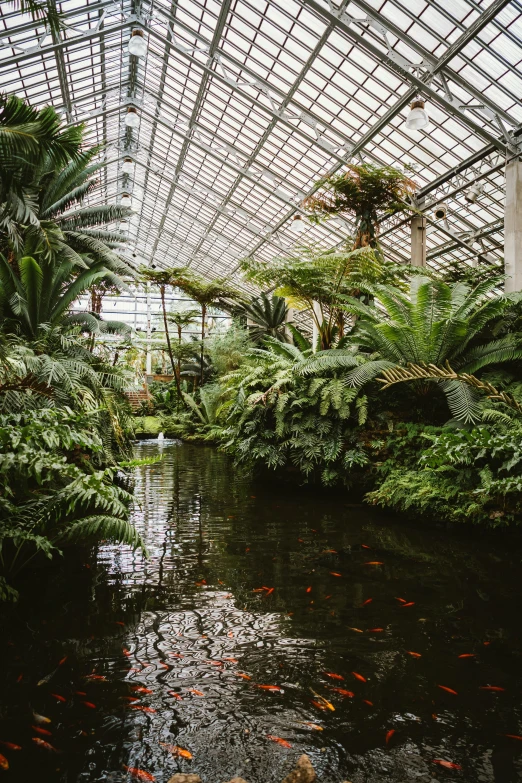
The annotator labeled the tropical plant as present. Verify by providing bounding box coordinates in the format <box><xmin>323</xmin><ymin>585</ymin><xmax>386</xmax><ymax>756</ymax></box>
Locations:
<box><xmin>302</xmin><ymin>276</ymin><xmax>522</xmax><ymax>423</ymax></box>
<box><xmin>303</xmin><ymin>163</ymin><xmax>416</xmax><ymax>249</ymax></box>
<box><xmin>166</xmin><ymin>307</ymin><xmax>200</xmax><ymax>397</ymax></box>
<box><xmin>178</xmin><ymin>274</ymin><xmax>241</xmax><ymax>383</ymax></box>
<box><xmin>139</xmin><ymin>266</ymin><xmax>191</xmax><ymax>397</ymax></box>
<box><xmin>242</xmin><ymin>246</ymin><xmax>404</xmax><ymax>349</ymax></box>
<box><xmin>235</xmin><ymin>293</ymin><xmax>289</xmax><ymax>342</ymax></box>
<box><xmin>0</xmin><ymin>407</ymin><xmax>145</xmax><ymax>601</ymax></box>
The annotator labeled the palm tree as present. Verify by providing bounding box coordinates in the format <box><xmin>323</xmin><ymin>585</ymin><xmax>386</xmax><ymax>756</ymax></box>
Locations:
<box><xmin>236</xmin><ymin>293</ymin><xmax>289</xmax><ymax>342</ymax></box>
<box><xmin>301</xmin><ymin>275</ymin><xmax>522</xmax><ymax>423</ymax></box>
<box><xmin>139</xmin><ymin>266</ymin><xmax>191</xmax><ymax>393</ymax></box>
<box><xmin>166</xmin><ymin>307</ymin><xmax>199</xmax><ymax>397</ymax></box>
<box><xmin>178</xmin><ymin>275</ymin><xmax>240</xmax><ymax>384</ymax></box>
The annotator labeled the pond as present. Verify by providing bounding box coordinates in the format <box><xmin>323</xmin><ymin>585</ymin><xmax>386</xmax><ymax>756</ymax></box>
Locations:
<box><xmin>1</xmin><ymin>442</ymin><xmax>522</xmax><ymax>783</ymax></box>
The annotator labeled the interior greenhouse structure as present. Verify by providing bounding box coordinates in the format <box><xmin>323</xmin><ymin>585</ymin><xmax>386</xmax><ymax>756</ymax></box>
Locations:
<box><xmin>3</xmin><ymin>0</ymin><xmax>522</xmax><ymax>780</ymax></box>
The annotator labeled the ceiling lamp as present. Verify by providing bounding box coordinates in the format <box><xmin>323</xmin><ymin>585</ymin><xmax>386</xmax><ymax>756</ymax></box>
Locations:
<box><xmin>125</xmin><ymin>107</ymin><xmax>140</xmax><ymax>128</ymax></box>
<box><xmin>121</xmin><ymin>193</ymin><xmax>132</xmax><ymax>207</ymax></box>
<box><xmin>288</xmin><ymin>215</ymin><xmax>306</xmax><ymax>234</ymax></box>
<box><xmin>405</xmin><ymin>98</ymin><xmax>429</xmax><ymax>131</ymax></box>
<box><xmin>464</xmin><ymin>183</ymin><xmax>483</xmax><ymax>204</ymax></box>
<box><xmin>122</xmin><ymin>157</ymin><xmax>134</xmax><ymax>174</ymax></box>
<box><xmin>128</xmin><ymin>29</ymin><xmax>147</xmax><ymax>58</ymax></box>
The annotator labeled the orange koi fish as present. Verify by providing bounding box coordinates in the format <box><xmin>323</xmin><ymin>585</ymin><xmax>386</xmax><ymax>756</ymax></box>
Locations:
<box><xmin>187</xmin><ymin>689</ymin><xmax>204</xmax><ymax>696</ymax></box>
<box><xmin>256</xmin><ymin>685</ymin><xmax>282</xmax><ymax>691</ymax></box>
<box><xmin>160</xmin><ymin>743</ymin><xmax>192</xmax><ymax>759</ymax></box>
<box><xmin>0</xmin><ymin>754</ymin><xmax>7</xmax><ymax>770</ymax></box>
<box><xmin>323</xmin><ymin>549</ymin><xmax>337</xmax><ymax>554</ymax></box>
<box><xmin>131</xmin><ymin>706</ymin><xmax>156</xmax><ymax>713</ymax></box>
<box><xmin>31</xmin><ymin>726</ymin><xmax>52</xmax><ymax>737</ymax></box>
<box><xmin>505</xmin><ymin>734</ymin><xmax>522</xmax><ymax>740</ymax></box>
<box><xmin>324</xmin><ymin>672</ymin><xmax>344</xmax><ymax>681</ymax></box>
<box><xmin>132</xmin><ymin>687</ymin><xmax>153</xmax><ymax>694</ymax></box>
<box><xmin>395</xmin><ymin>597</ymin><xmax>407</xmax><ymax>603</ymax></box>
<box><xmin>75</xmin><ymin>691</ymin><xmax>87</xmax><ymax>696</ymax></box>
<box><xmin>480</xmin><ymin>685</ymin><xmax>505</xmax><ymax>691</ymax></box>
<box><xmin>85</xmin><ymin>674</ymin><xmax>106</xmax><ymax>681</ymax></box>
<box><xmin>306</xmin><ymin>586</ymin><xmax>312</xmax><ymax>593</ymax></box>
<box><xmin>352</xmin><ymin>672</ymin><xmax>367</xmax><ymax>683</ymax></box>
<box><xmin>310</xmin><ymin>692</ymin><xmax>335</xmax><ymax>711</ymax></box>
<box><xmin>236</xmin><ymin>673</ymin><xmax>251</xmax><ymax>680</ymax></box>
<box><xmin>347</xmin><ymin>627</ymin><xmax>364</xmax><ymax>633</ymax></box>
<box><xmin>0</xmin><ymin>742</ymin><xmax>21</xmax><ymax>751</ymax></box>
<box><xmin>406</xmin><ymin>651</ymin><xmax>422</xmax><ymax>658</ymax></box>
<box><xmin>432</xmin><ymin>760</ymin><xmax>462</xmax><ymax>770</ymax></box>
<box><xmin>402</xmin><ymin>602</ymin><xmax>415</xmax><ymax>607</ymax></box>
<box><xmin>58</xmin><ymin>656</ymin><xmax>67</xmax><ymax>666</ymax></box>
<box><xmin>265</xmin><ymin>588</ymin><xmax>274</xmax><ymax>595</ymax></box>
<box><xmin>329</xmin><ymin>688</ymin><xmax>354</xmax><ymax>697</ymax></box>
<box><xmin>458</xmin><ymin>653</ymin><xmax>476</xmax><ymax>658</ymax></box>
<box><xmin>300</xmin><ymin>722</ymin><xmax>323</xmax><ymax>731</ymax></box>
<box><xmin>361</xmin><ymin>598</ymin><xmax>373</xmax><ymax>606</ymax></box>
<box><xmin>438</xmin><ymin>685</ymin><xmax>458</xmax><ymax>695</ymax></box>
<box><xmin>50</xmin><ymin>693</ymin><xmax>66</xmax><ymax>703</ymax></box>
<box><xmin>266</xmin><ymin>735</ymin><xmax>292</xmax><ymax>748</ymax></box>
<box><xmin>362</xmin><ymin>699</ymin><xmax>373</xmax><ymax>706</ymax></box>
<box><xmin>386</xmin><ymin>729</ymin><xmax>395</xmax><ymax>744</ymax></box>
<box><xmin>167</xmin><ymin>691</ymin><xmax>183</xmax><ymax>700</ymax></box>
<box><xmin>330</xmin><ymin>572</ymin><xmax>342</xmax><ymax>577</ymax></box>
<box><xmin>361</xmin><ymin>544</ymin><xmax>370</xmax><ymax>549</ymax></box>
<box><xmin>368</xmin><ymin>628</ymin><xmax>384</xmax><ymax>632</ymax></box>
<box><xmin>223</xmin><ymin>658</ymin><xmax>238</xmax><ymax>663</ymax></box>
<box><xmin>123</xmin><ymin>766</ymin><xmax>156</xmax><ymax>781</ymax></box>
<box><xmin>32</xmin><ymin>738</ymin><xmax>59</xmax><ymax>752</ymax></box>
<box><xmin>83</xmin><ymin>702</ymin><xmax>96</xmax><ymax>709</ymax></box>
<box><xmin>115</xmin><ymin>621</ymin><xmax>125</xmax><ymax>627</ymax></box>
<box><xmin>364</xmin><ymin>562</ymin><xmax>383</xmax><ymax>566</ymax></box>
<box><xmin>122</xmin><ymin>696</ymin><xmax>140</xmax><ymax>702</ymax></box>
<box><xmin>123</xmin><ymin>648</ymin><xmax>131</xmax><ymax>657</ymax></box>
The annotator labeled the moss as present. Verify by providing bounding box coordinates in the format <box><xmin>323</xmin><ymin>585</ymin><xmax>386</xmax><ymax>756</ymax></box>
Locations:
<box><xmin>133</xmin><ymin>416</ymin><xmax>163</xmax><ymax>436</ymax></box>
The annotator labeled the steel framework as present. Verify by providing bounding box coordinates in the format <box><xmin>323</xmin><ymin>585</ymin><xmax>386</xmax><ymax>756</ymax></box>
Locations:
<box><xmin>1</xmin><ymin>0</ymin><xmax>521</xmax><ymax>303</ymax></box>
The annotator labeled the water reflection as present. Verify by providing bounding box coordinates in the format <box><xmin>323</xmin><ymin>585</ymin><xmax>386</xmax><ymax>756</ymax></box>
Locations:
<box><xmin>1</xmin><ymin>442</ymin><xmax>522</xmax><ymax>782</ymax></box>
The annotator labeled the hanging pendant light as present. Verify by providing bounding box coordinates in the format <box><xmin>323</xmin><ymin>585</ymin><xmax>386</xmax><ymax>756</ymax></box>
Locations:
<box><xmin>128</xmin><ymin>29</ymin><xmax>147</xmax><ymax>58</ymax></box>
<box><xmin>121</xmin><ymin>193</ymin><xmax>132</xmax><ymax>207</ymax></box>
<box><xmin>405</xmin><ymin>98</ymin><xmax>429</xmax><ymax>131</ymax></box>
<box><xmin>125</xmin><ymin>107</ymin><xmax>140</xmax><ymax>128</ymax></box>
<box><xmin>288</xmin><ymin>215</ymin><xmax>306</xmax><ymax>234</ymax></box>
<box><xmin>122</xmin><ymin>157</ymin><xmax>134</xmax><ymax>174</ymax></box>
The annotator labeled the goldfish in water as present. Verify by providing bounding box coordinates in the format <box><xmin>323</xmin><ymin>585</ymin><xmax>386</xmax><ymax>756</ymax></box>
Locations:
<box><xmin>266</xmin><ymin>735</ymin><xmax>292</xmax><ymax>748</ymax></box>
<box><xmin>330</xmin><ymin>572</ymin><xmax>342</xmax><ymax>577</ymax></box>
<box><xmin>352</xmin><ymin>672</ymin><xmax>367</xmax><ymax>683</ymax></box>
<box><xmin>131</xmin><ymin>706</ymin><xmax>156</xmax><ymax>713</ymax></box>
<box><xmin>364</xmin><ymin>562</ymin><xmax>383</xmax><ymax>566</ymax></box>
<box><xmin>362</xmin><ymin>598</ymin><xmax>373</xmax><ymax>606</ymax></box>
<box><xmin>385</xmin><ymin>729</ymin><xmax>395</xmax><ymax>744</ymax></box>
<box><xmin>83</xmin><ymin>702</ymin><xmax>96</xmax><ymax>709</ymax></box>
<box><xmin>324</xmin><ymin>672</ymin><xmax>344</xmax><ymax>681</ymax></box>
<box><xmin>505</xmin><ymin>734</ymin><xmax>522</xmax><ymax>740</ymax></box>
<box><xmin>0</xmin><ymin>742</ymin><xmax>21</xmax><ymax>751</ymax></box>
<box><xmin>32</xmin><ymin>712</ymin><xmax>51</xmax><ymax>725</ymax></box>
<box><xmin>160</xmin><ymin>743</ymin><xmax>192</xmax><ymax>759</ymax></box>
<box><xmin>480</xmin><ymin>685</ymin><xmax>505</xmax><ymax>691</ymax></box>
<box><xmin>368</xmin><ymin>628</ymin><xmax>384</xmax><ymax>632</ymax></box>
<box><xmin>236</xmin><ymin>673</ymin><xmax>251</xmax><ymax>680</ymax></box>
<box><xmin>32</xmin><ymin>738</ymin><xmax>59</xmax><ymax>752</ymax></box>
<box><xmin>187</xmin><ymin>689</ymin><xmax>204</xmax><ymax>696</ymax></box>
<box><xmin>438</xmin><ymin>685</ymin><xmax>458</xmax><ymax>695</ymax></box>
<box><xmin>167</xmin><ymin>691</ymin><xmax>183</xmax><ymax>700</ymax></box>
<box><xmin>329</xmin><ymin>688</ymin><xmax>354</xmax><ymax>698</ymax></box>
<box><xmin>50</xmin><ymin>693</ymin><xmax>66</xmax><ymax>702</ymax></box>
<box><xmin>123</xmin><ymin>766</ymin><xmax>156</xmax><ymax>781</ymax></box>
<box><xmin>0</xmin><ymin>754</ymin><xmax>8</xmax><ymax>770</ymax></box>
<box><xmin>31</xmin><ymin>726</ymin><xmax>52</xmax><ymax>737</ymax></box>
<box><xmin>458</xmin><ymin>653</ymin><xmax>476</xmax><ymax>658</ymax></box>
<box><xmin>406</xmin><ymin>651</ymin><xmax>422</xmax><ymax>658</ymax></box>
<box><xmin>300</xmin><ymin>722</ymin><xmax>323</xmax><ymax>731</ymax></box>
<box><xmin>432</xmin><ymin>760</ymin><xmax>462</xmax><ymax>770</ymax></box>
<box><xmin>256</xmin><ymin>685</ymin><xmax>282</xmax><ymax>691</ymax></box>
<box><xmin>306</xmin><ymin>586</ymin><xmax>312</xmax><ymax>593</ymax></box>
<box><xmin>132</xmin><ymin>686</ymin><xmax>153</xmax><ymax>694</ymax></box>
<box><xmin>362</xmin><ymin>699</ymin><xmax>374</xmax><ymax>706</ymax></box>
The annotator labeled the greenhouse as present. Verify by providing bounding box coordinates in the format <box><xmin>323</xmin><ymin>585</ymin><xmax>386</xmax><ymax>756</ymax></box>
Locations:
<box><xmin>1</xmin><ymin>0</ymin><xmax>522</xmax><ymax>780</ymax></box>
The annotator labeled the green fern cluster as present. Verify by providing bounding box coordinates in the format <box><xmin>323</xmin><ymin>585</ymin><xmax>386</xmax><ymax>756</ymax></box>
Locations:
<box><xmin>0</xmin><ymin>407</ymin><xmax>145</xmax><ymax>601</ymax></box>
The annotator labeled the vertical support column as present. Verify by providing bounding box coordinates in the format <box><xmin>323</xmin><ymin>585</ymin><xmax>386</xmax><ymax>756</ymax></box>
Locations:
<box><xmin>411</xmin><ymin>215</ymin><xmax>427</xmax><ymax>267</ymax></box>
<box><xmin>504</xmin><ymin>158</ymin><xmax>522</xmax><ymax>293</ymax></box>
<box><xmin>312</xmin><ymin>301</ymin><xmax>322</xmax><ymax>353</ymax></box>
<box><xmin>145</xmin><ymin>283</ymin><xmax>152</xmax><ymax>376</ymax></box>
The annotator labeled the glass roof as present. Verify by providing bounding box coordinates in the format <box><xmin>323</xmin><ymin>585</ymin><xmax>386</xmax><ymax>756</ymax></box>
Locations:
<box><xmin>1</xmin><ymin>0</ymin><xmax>521</xmax><ymax>291</ymax></box>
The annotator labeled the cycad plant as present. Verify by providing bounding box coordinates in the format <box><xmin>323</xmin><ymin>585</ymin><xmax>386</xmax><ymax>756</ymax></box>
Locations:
<box><xmin>303</xmin><ymin>162</ymin><xmax>416</xmax><ymax>249</ymax></box>
<box><xmin>302</xmin><ymin>276</ymin><xmax>522</xmax><ymax>423</ymax></box>
<box><xmin>236</xmin><ymin>293</ymin><xmax>289</xmax><ymax>342</ymax></box>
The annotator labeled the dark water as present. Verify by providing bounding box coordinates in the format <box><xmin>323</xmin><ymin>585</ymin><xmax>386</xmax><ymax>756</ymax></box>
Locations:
<box><xmin>1</xmin><ymin>442</ymin><xmax>522</xmax><ymax>783</ymax></box>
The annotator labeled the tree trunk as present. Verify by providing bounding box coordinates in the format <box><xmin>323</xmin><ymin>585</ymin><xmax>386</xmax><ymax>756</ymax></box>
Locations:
<box><xmin>200</xmin><ymin>304</ymin><xmax>206</xmax><ymax>385</ymax></box>
<box><xmin>161</xmin><ymin>286</ymin><xmax>183</xmax><ymax>401</ymax></box>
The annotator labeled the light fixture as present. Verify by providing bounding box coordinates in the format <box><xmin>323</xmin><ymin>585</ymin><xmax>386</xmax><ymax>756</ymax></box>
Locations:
<box><xmin>288</xmin><ymin>215</ymin><xmax>306</xmax><ymax>234</ymax></box>
<box><xmin>405</xmin><ymin>98</ymin><xmax>429</xmax><ymax>131</ymax></box>
<box><xmin>433</xmin><ymin>203</ymin><xmax>448</xmax><ymax>221</ymax></box>
<box><xmin>125</xmin><ymin>107</ymin><xmax>140</xmax><ymax>128</ymax></box>
<box><xmin>121</xmin><ymin>193</ymin><xmax>132</xmax><ymax>207</ymax></box>
<box><xmin>464</xmin><ymin>183</ymin><xmax>483</xmax><ymax>204</ymax></box>
<box><xmin>122</xmin><ymin>157</ymin><xmax>134</xmax><ymax>174</ymax></box>
<box><xmin>128</xmin><ymin>29</ymin><xmax>147</xmax><ymax>58</ymax></box>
